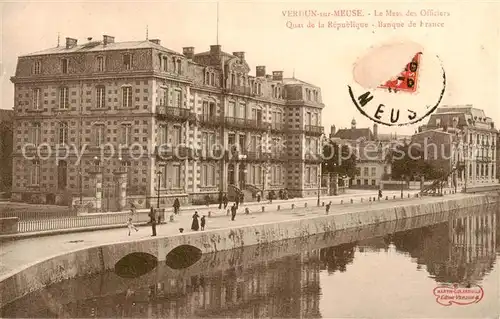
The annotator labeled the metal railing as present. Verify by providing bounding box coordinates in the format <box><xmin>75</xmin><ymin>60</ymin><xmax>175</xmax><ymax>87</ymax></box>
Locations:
<box><xmin>17</xmin><ymin>211</ymin><xmax>150</xmax><ymax>233</ymax></box>
<box><xmin>304</xmin><ymin>125</ymin><xmax>324</xmax><ymax>135</ymax></box>
<box><xmin>156</xmin><ymin>105</ymin><xmax>195</xmax><ymax>121</ymax></box>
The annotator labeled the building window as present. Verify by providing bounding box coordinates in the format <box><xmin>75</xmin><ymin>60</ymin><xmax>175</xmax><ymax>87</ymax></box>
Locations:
<box><xmin>96</xmin><ymin>86</ymin><xmax>106</xmax><ymax>109</ymax></box>
<box><xmin>30</xmin><ymin>160</ymin><xmax>40</xmax><ymax>186</ymax></box>
<box><xmin>159</xmin><ymin>87</ymin><xmax>168</xmax><ymax>106</ymax></box>
<box><xmin>122</xmin><ymin>86</ymin><xmax>132</xmax><ymax>108</ymax></box>
<box><xmin>123</xmin><ymin>54</ymin><xmax>131</xmax><ymax>70</ymax></box>
<box><xmin>94</xmin><ymin>124</ymin><xmax>105</xmax><ymax>147</ymax></box>
<box><xmin>59</xmin><ymin>87</ymin><xmax>69</xmax><ymax>109</ymax></box>
<box><xmin>162</xmin><ymin>56</ymin><xmax>168</xmax><ymax>72</ymax></box>
<box><xmin>170</xmin><ymin>165</ymin><xmax>181</xmax><ymax>188</ymax></box>
<box><xmin>32</xmin><ymin>122</ymin><xmax>41</xmax><ymax>146</ymax></box>
<box><xmin>121</xmin><ymin>124</ymin><xmax>132</xmax><ymax>146</ymax></box>
<box><xmin>33</xmin><ymin>61</ymin><xmax>41</xmax><ymax>74</ymax></box>
<box><xmin>176</xmin><ymin>60</ymin><xmax>182</xmax><ymax>74</ymax></box>
<box><xmin>174</xmin><ymin>90</ymin><xmax>181</xmax><ymax>108</ymax></box>
<box><xmin>172</xmin><ymin>126</ymin><xmax>182</xmax><ymax>145</ymax></box>
<box><xmin>371</xmin><ymin>180</ymin><xmax>376</xmax><ymax>186</ymax></box>
<box><xmin>96</xmin><ymin>56</ymin><xmax>105</xmax><ymax>72</ymax></box>
<box><xmin>33</xmin><ymin>88</ymin><xmax>41</xmax><ymax>110</ymax></box>
<box><xmin>61</xmin><ymin>58</ymin><xmax>68</xmax><ymax>74</ymax></box>
<box><xmin>311</xmin><ymin>167</ymin><xmax>318</xmax><ymax>184</ymax></box>
<box><xmin>364</xmin><ymin>179</ymin><xmax>368</xmax><ymax>185</ymax></box>
<box><xmin>58</xmin><ymin>121</ymin><xmax>68</xmax><ymax>145</ymax></box>
<box><xmin>363</xmin><ymin>167</ymin><xmax>369</xmax><ymax>176</ymax></box>
<box><xmin>371</xmin><ymin>167</ymin><xmax>376</xmax><ymax>176</ymax></box>
<box><xmin>210</xmin><ymin>73</ymin><xmax>215</xmax><ymax>86</ymax></box>
<box><xmin>201</xmin><ymin>164</ymin><xmax>215</xmax><ymax>187</ymax></box>
<box><xmin>160</xmin><ymin>165</ymin><xmax>168</xmax><ymax>188</ymax></box>
<box><xmin>305</xmin><ymin>167</ymin><xmax>311</xmax><ymax>184</ymax></box>
<box><xmin>158</xmin><ymin>124</ymin><xmax>168</xmax><ymax>145</ymax></box>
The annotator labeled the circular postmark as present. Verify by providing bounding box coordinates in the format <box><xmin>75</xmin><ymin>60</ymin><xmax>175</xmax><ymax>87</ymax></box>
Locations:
<box><xmin>347</xmin><ymin>39</ymin><xmax>446</xmax><ymax>127</ymax></box>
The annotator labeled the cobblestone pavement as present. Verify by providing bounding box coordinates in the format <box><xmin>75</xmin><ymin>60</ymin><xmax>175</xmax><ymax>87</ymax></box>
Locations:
<box><xmin>0</xmin><ymin>189</ymin><xmax>464</xmax><ymax>280</ymax></box>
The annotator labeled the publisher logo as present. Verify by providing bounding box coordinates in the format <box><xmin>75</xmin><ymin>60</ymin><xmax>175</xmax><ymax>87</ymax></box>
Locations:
<box><xmin>433</xmin><ymin>283</ymin><xmax>484</xmax><ymax>306</ymax></box>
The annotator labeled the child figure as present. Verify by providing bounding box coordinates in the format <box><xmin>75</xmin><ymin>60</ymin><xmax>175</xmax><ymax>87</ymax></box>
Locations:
<box><xmin>127</xmin><ymin>217</ymin><xmax>139</xmax><ymax>236</ymax></box>
<box><xmin>200</xmin><ymin>215</ymin><xmax>206</xmax><ymax>231</ymax></box>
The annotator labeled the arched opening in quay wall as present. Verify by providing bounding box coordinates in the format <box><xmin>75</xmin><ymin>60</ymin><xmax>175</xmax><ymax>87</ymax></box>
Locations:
<box><xmin>114</xmin><ymin>252</ymin><xmax>158</xmax><ymax>278</ymax></box>
<box><xmin>165</xmin><ymin>245</ymin><xmax>202</xmax><ymax>269</ymax></box>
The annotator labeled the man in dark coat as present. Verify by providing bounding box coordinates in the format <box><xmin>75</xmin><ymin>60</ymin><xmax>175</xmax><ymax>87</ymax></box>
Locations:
<box><xmin>218</xmin><ymin>191</ymin><xmax>223</xmax><ymax>209</ymax></box>
<box><xmin>149</xmin><ymin>207</ymin><xmax>157</xmax><ymax>236</ymax></box>
<box><xmin>173</xmin><ymin>198</ymin><xmax>180</xmax><ymax>215</ymax></box>
<box><xmin>231</xmin><ymin>204</ymin><xmax>237</xmax><ymax>221</ymax></box>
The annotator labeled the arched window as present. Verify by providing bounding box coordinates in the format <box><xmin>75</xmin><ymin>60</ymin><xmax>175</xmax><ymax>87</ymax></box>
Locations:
<box><xmin>58</xmin><ymin>121</ymin><xmax>69</xmax><ymax>145</ymax></box>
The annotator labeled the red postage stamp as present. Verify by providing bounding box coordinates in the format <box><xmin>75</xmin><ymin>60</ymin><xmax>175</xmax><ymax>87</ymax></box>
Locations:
<box><xmin>433</xmin><ymin>283</ymin><xmax>484</xmax><ymax>306</ymax></box>
<box><xmin>378</xmin><ymin>52</ymin><xmax>422</xmax><ymax>93</ymax></box>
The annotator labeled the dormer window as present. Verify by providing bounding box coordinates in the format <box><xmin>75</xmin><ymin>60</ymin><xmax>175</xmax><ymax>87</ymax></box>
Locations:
<box><xmin>162</xmin><ymin>56</ymin><xmax>168</xmax><ymax>72</ymax></box>
<box><xmin>61</xmin><ymin>58</ymin><xmax>68</xmax><ymax>74</ymax></box>
<box><xmin>96</xmin><ymin>56</ymin><xmax>105</xmax><ymax>72</ymax></box>
<box><xmin>435</xmin><ymin>118</ymin><xmax>441</xmax><ymax>126</ymax></box>
<box><xmin>210</xmin><ymin>73</ymin><xmax>215</xmax><ymax>86</ymax></box>
<box><xmin>123</xmin><ymin>54</ymin><xmax>131</xmax><ymax>70</ymax></box>
<box><xmin>176</xmin><ymin>59</ymin><xmax>181</xmax><ymax>74</ymax></box>
<box><xmin>33</xmin><ymin>61</ymin><xmax>41</xmax><ymax>74</ymax></box>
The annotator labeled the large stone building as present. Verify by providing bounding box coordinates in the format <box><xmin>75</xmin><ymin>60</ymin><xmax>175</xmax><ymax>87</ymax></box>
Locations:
<box><xmin>10</xmin><ymin>35</ymin><xmax>324</xmax><ymax>209</ymax></box>
<box><xmin>0</xmin><ymin>109</ymin><xmax>14</xmax><ymax>192</ymax></box>
<box><xmin>416</xmin><ymin>105</ymin><xmax>499</xmax><ymax>188</ymax></box>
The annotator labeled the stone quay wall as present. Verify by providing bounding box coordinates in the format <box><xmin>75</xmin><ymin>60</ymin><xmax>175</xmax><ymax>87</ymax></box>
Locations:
<box><xmin>1</xmin><ymin>193</ymin><xmax>498</xmax><ymax>308</ymax></box>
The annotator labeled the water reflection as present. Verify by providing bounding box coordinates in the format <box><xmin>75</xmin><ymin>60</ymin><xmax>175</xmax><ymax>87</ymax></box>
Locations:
<box><xmin>2</xmin><ymin>205</ymin><xmax>498</xmax><ymax>318</ymax></box>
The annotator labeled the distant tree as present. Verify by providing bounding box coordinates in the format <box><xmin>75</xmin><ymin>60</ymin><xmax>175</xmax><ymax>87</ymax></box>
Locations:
<box><xmin>391</xmin><ymin>143</ymin><xmax>441</xmax><ymax>180</ymax></box>
<box><xmin>321</xmin><ymin>141</ymin><xmax>357</xmax><ymax>179</ymax></box>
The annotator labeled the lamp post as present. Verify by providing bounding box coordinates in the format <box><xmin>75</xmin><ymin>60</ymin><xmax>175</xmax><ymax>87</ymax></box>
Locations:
<box><xmin>401</xmin><ymin>174</ymin><xmax>405</xmax><ymax>198</ymax></box>
<box><xmin>156</xmin><ymin>170</ymin><xmax>162</xmax><ymax>208</ymax></box>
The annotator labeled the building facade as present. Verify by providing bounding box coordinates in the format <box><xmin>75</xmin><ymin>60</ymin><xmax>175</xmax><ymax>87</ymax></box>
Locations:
<box><xmin>417</xmin><ymin>105</ymin><xmax>498</xmax><ymax>188</ymax></box>
<box><xmin>10</xmin><ymin>35</ymin><xmax>324</xmax><ymax>209</ymax></box>
<box><xmin>0</xmin><ymin>109</ymin><xmax>14</xmax><ymax>192</ymax></box>
<box><xmin>329</xmin><ymin>119</ymin><xmax>392</xmax><ymax>188</ymax></box>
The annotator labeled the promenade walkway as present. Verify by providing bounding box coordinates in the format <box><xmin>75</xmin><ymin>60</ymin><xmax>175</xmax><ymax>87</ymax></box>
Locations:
<box><xmin>0</xmin><ymin>189</ymin><xmax>467</xmax><ymax>282</ymax></box>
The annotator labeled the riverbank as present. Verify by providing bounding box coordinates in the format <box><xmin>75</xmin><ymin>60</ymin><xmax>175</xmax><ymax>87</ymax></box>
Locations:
<box><xmin>0</xmin><ymin>192</ymin><xmax>498</xmax><ymax>308</ymax></box>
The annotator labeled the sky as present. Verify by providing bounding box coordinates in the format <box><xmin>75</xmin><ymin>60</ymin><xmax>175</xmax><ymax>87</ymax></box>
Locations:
<box><xmin>1</xmin><ymin>0</ymin><xmax>499</xmax><ymax>136</ymax></box>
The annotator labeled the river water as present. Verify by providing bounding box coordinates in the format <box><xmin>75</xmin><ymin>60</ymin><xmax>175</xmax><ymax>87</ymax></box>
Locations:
<box><xmin>2</xmin><ymin>203</ymin><xmax>499</xmax><ymax>318</ymax></box>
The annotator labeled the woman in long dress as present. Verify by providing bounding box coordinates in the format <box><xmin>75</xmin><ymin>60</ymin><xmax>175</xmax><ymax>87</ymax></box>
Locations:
<box><xmin>191</xmin><ymin>211</ymin><xmax>200</xmax><ymax>231</ymax></box>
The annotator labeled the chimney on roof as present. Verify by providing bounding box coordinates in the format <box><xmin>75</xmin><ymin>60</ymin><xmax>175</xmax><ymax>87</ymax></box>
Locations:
<box><xmin>210</xmin><ymin>45</ymin><xmax>221</xmax><ymax>55</ymax></box>
<box><xmin>183</xmin><ymin>47</ymin><xmax>195</xmax><ymax>59</ymax></box>
<box><xmin>256</xmin><ymin>66</ymin><xmax>266</xmax><ymax>77</ymax></box>
<box><xmin>272</xmin><ymin>71</ymin><xmax>283</xmax><ymax>81</ymax></box>
<box><xmin>149</xmin><ymin>39</ymin><xmax>161</xmax><ymax>45</ymax></box>
<box><xmin>87</xmin><ymin>37</ymin><xmax>93</xmax><ymax>42</ymax></box>
<box><xmin>373</xmin><ymin>123</ymin><xmax>378</xmax><ymax>139</ymax></box>
<box><xmin>330</xmin><ymin>125</ymin><xmax>336</xmax><ymax>138</ymax></box>
<box><xmin>65</xmin><ymin>37</ymin><xmax>78</xmax><ymax>49</ymax></box>
<box><xmin>233</xmin><ymin>52</ymin><xmax>245</xmax><ymax>60</ymax></box>
<box><xmin>103</xmin><ymin>35</ymin><xmax>115</xmax><ymax>46</ymax></box>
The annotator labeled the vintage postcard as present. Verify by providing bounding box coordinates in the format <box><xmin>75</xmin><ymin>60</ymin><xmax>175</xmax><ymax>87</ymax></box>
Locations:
<box><xmin>0</xmin><ymin>1</ymin><xmax>499</xmax><ymax>318</ymax></box>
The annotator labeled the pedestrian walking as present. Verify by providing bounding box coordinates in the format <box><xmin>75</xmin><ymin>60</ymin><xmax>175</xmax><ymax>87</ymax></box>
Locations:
<box><xmin>231</xmin><ymin>204</ymin><xmax>237</xmax><ymax>221</ymax></box>
<box><xmin>223</xmin><ymin>194</ymin><xmax>228</xmax><ymax>209</ymax></box>
<box><xmin>218</xmin><ymin>191</ymin><xmax>223</xmax><ymax>209</ymax></box>
<box><xmin>256</xmin><ymin>192</ymin><xmax>261</xmax><ymax>203</ymax></box>
<box><xmin>378</xmin><ymin>189</ymin><xmax>383</xmax><ymax>199</ymax></box>
<box><xmin>325</xmin><ymin>201</ymin><xmax>332</xmax><ymax>214</ymax></box>
<box><xmin>191</xmin><ymin>211</ymin><xmax>200</xmax><ymax>231</ymax></box>
<box><xmin>173</xmin><ymin>197</ymin><xmax>180</xmax><ymax>215</ymax></box>
<box><xmin>149</xmin><ymin>207</ymin><xmax>157</xmax><ymax>236</ymax></box>
<box><xmin>126</xmin><ymin>217</ymin><xmax>139</xmax><ymax>236</ymax></box>
<box><xmin>200</xmin><ymin>215</ymin><xmax>206</xmax><ymax>230</ymax></box>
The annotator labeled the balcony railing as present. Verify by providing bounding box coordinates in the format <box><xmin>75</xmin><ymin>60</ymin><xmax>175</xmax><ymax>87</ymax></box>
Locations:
<box><xmin>226</xmin><ymin>85</ymin><xmax>254</xmax><ymax>96</ymax></box>
<box><xmin>304</xmin><ymin>125</ymin><xmax>324</xmax><ymax>135</ymax></box>
<box><xmin>156</xmin><ymin>105</ymin><xmax>196</xmax><ymax>122</ymax></box>
<box><xmin>200</xmin><ymin>147</ymin><xmax>225</xmax><ymax>160</ymax></box>
<box><xmin>270</xmin><ymin>123</ymin><xmax>286</xmax><ymax>132</ymax></box>
<box><xmin>156</xmin><ymin>145</ymin><xmax>197</xmax><ymax>160</ymax></box>
<box><xmin>198</xmin><ymin>114</ymin><xmax>221</xmax><ymax>125</ymax></box>
<box><xmin>224</xmin><ymin>117</ymin><xmax>271</xmax><ymax>131</ymax></box>
<box><xmin>304</xmin><ymin>153</ymin><xmax>323</xmax><ymax>163</ymax></box>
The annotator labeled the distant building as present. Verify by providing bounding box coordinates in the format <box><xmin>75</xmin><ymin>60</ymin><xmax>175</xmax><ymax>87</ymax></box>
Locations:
<box><xmin>329</xmin><ymin>119</ymin><xmax>393</xmax><ymax>188</ymax></box>
<box><xmin>0</xmin><ymin>109</ymin><xmax>14</xmax><ymax>192</ymax></box>
<box><xmin>416</xmin><ymin>105</ymin><xmax>499</xmax><ymax>187</ymax></box>
<box><xmin>11</xmin><ymin>35</ymin><xmax>325</xmax><ymax>208</ymax></box>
